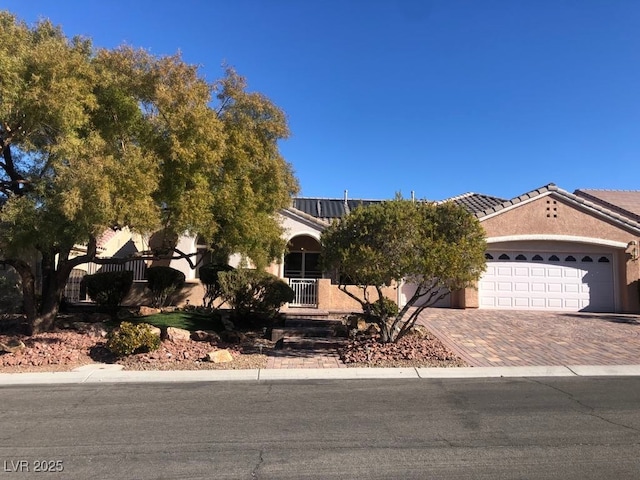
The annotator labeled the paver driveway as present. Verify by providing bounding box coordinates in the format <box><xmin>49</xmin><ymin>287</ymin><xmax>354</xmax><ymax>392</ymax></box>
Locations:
<box><xmin>418</xmin><ymin>309</ymin><xmax>640</xmax><ymax>367</ymax></box>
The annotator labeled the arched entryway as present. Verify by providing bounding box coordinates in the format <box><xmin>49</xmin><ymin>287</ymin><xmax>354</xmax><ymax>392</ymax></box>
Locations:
<box><xmin>284</xmin><ymin>235</ymin><xmax>322</xmax><ymax>307</ymax></box>
<box><xmin>284</xmin><ymin>235</ymin><xmax>322</xmax><ymax>279</ymax></box>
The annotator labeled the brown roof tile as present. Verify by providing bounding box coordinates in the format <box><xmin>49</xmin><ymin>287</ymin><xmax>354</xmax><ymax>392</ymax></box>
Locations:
<box><xmin>574</xmin><ymin>189</ymin><xmax>640</xmax><ymax>221</ymax></box>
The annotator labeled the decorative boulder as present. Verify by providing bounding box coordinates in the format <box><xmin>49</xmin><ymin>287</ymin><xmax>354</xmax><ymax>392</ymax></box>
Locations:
<box><xmin>0</xmin><ymin>338</ymin><xmax>25</xmax><ymax>354</ymax></box>
<box><xmin>191</xmin><ymin>330</ymin><xmax>221</xmax><ymax>343</ymax></box>
<box><xmin>138</xmin><ymin>306</ymin><xmax>161</xmax><ymax>317</ymax></box>
<box><xmin>206</xmin><ymin>349</ymin><xmax>234</xmax><ymax>363</ymax></box>
<box><xmin>146</xmin><ymin>325</ymin><xmax>162</xmax><ymax>338</ymax></box>
<box><xmin>219</xmin><ymin>330</ymin><xmax>246</xmax><ymax>344</ymax></box>
<box><xmin>165</xmin><ymin>327</ymin><xmax>191</xmax><ymax>342</ymax></box>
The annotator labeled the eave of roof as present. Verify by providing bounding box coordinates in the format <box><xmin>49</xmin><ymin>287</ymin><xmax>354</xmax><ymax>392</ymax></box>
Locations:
<box><xmin>574</xmin><ymin>189</ymin><xmax>640</xmax><ymax>222</ymax></box>
<box><xmin>475</xmin><ymin>183</ymin><xmax>640</xmax><ymax>235</ymax></box>
<box><xmin>281</xmin><ymin>206</ymin><xmax>331</xmax><ymax>228</ymax></box>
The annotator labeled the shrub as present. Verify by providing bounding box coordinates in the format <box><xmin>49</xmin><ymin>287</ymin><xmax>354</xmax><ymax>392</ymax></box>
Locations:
<box><xmin>83</xmin><ymin>270</ymin><xmax>133</xmax><ymax>309</ymax></box>
<box><xmin>218</xmin><ymin>269</ymin><xmax>294</xmax><ymax>326</ymax></box>
<box><xmin>199</xmin><ymin>263</ymin><xmax>234</xmax><ymax>308</ymax></box>
<box><xmin>369</xmin><ymin>297</ymin><xmax>399</xmax><ymax>320</ymax></box>
<box><xmin>0</xmin><ymin>275</ymin><xmax>22</xmax><ymax>314</ymax></box>
<box><xmin>147</xmin><ymin>266</ymin><xmax>185</xmax><ymax>307</ymax></box>
<box><xmin>106</xmin><ymin>322</ymin><xmax>161</xmax><ymax>357</ymax></box>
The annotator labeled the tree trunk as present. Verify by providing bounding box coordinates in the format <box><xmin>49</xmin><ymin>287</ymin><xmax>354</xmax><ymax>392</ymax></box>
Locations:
<box><xmin>6</xmin><ymin>259</ymin><xmax>37</xmax><ymax>326</ymax></box>
<box><xmin>28</xmin><ymin>248</ymin><xmax>75</xmax><ymax>335</ymax></box>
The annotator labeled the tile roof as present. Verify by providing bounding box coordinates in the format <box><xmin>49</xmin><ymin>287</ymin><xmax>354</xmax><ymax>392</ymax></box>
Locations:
<box><xmin>441</xmin><ymin>192</ymin><xmax>507</xmax><ymax>214</ymax></box>
<box><xmin>473</xmin><ymin>183</ymin><xmax>640</xmax><ymax>234</ymax></box>
<box><xmin>292</xmin><ymin>193</ymin><xmax>506</xmax><ymax>220</ymax></box>
<box><xmin>292</xmin><ymin>198</ymin><xmax>383</xmax><ymax>222</ymax></box>
<box><xmin>574</xmin><ymin>189</ymin><xmax>640</xmax><ymax>222</ymax></box>
<box><xmin>472</xmin><ymin>183</ymin><xmax>560</xmax><ymax>219</ymax></box>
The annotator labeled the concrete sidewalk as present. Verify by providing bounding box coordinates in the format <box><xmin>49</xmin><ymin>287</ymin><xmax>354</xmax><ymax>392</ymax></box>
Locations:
<box><xmin>1</xmin><ymin>364</ymin><xmax>640</xmax><ymax>385</ymax></box>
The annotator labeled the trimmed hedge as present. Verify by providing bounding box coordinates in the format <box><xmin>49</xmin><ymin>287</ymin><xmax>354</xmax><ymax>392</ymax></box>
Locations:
<box><xmin>199</xmin><ymin>263</ymin><xmax>234</xmax><ymax>308</ymax></box>
<box><xmin>147</xmin><ymin>266</ymin><xmax>185</xmax><ymax>307</ymax></box>
<box><xmin>218</xmin><ymin>268</ymin><xmax>294</xmax><ymax>326</ymax></box>
<box><xmin>83</xmin><ymin>270</ymin><xmax>133</xmax><ymax>309</ymax></box>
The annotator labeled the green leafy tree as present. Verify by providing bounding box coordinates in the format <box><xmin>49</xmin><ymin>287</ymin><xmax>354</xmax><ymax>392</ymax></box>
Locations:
<box><xmin>321</xmin><ymin>199</ymin><xmax>486</xmax><ymax>343</ymax></box>
<box><xmin>0</xmin><ymin>12</ymin><xmax>298</xmax><ymax>334</ymax></box>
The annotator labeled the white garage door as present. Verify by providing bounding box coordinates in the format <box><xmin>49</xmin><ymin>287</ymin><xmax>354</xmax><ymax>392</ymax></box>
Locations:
<box><xmin>479</xmin><ymin>252</ymin><xmax>615</xmax><ymax>312</ymax></box>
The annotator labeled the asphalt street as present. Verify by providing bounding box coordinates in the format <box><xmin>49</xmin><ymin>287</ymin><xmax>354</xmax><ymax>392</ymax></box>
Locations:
<box><xmin>0</xmin><ymin>378</ymin><xmax>639</xmax><ymax>479</ymax></box>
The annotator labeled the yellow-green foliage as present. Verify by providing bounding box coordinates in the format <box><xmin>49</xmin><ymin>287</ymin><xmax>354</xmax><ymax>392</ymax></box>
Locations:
<box><xmin>0</xmin><ymin>11</ymin><xmax>298</xmax><ymax>332</ymax></box>
<box><xmin>321</xmin><ymin>199</ymin><xmax>486</xmax><ymax>342</ymax></box>
<box><xmin>106</xmin><ymin>322</ymin><xmax>161</xmax><ymax>357</ymax></box>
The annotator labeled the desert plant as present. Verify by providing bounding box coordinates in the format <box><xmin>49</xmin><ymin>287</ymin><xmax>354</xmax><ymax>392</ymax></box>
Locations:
<box><xmin>147</xmin><ymin>266</ymin><xmax>186</xmax><ymax>308</ymax></box>
<box><xmin>106</xmin><ymin>322</ymin><xmax>161</xmax><ymax>357</ymax></box>
<box><xmin>83</xmin><ymin>270</ymin><xmax>133</xmax><ymax>310</ymax></box>
<box><xmin>199</xmin><ymin>263</ymin><xmax>234</xmax><ymax>308</ymax></box>
<box><xmin>218</xmin><ymin>268</ymin><xmax>294</xmax><ymax>324</ymax></box>
<box><xmin>368</xmin><ymin>297</ymin><xmax>399</xmax><ymax>321</ymax></box>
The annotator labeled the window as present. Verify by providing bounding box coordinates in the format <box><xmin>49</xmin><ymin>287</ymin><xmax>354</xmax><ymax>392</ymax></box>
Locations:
<box><xmin>485</xmin><ymin>253</ymin><xmax>494</xmax><ymax>260</ymax></box>
<box><xmin>532</xmin><ymin>254</ymin><xmax>543</xmax><ymax>261</ymax></box>
<box><xmin>498</xmin><ymin>254</ymin><xmax>510</xmax><ymax>260</ymax></box>
<box><xmin>284</xmin><ymin>252</ymin><xmax>322</xmax><ymax>278</ymax></box>
<box><xmin>515</xmin><ymin>254</ymin><xmax>527</xmax><ymax>261</ymax></box>
<box><xmin>565</xmin><ymin>255</ymin><xmax>576</xmax><ymax>262</ymax></box>
<box><xmin>549</xmin><ymin>255</ymin><xmax>560</xmax><ymax>261</ymax></box>
<box><xmin>598</xmin><ymin>256</ymin><xmax>610</xmax><ymax>263</ymax></box>
<box><xmin>581</xmin><ymin>256</ymin><xmax>593</xmax><ymax>262</ymax></box>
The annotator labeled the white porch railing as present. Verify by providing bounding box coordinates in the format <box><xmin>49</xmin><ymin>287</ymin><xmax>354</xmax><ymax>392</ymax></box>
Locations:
<box><xmin>63</xmin><ymin>259</ymin><xmax>148</xmax><ymax>303</ymax></box>
<box><xmin>289</xmin><ymin>278</ymin><xmax>318</xmax><ymax>307</ymax></box>
<box><xmin>86</xmin><ymin>259</ymin><xmax>148</xmax><ymax>282</ymax></box>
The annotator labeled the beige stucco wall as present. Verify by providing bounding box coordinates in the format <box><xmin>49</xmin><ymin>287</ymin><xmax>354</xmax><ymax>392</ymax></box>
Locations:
<box><xmin>467</xmin><ymin>193</ymin><xmax>640</xmax><ymax>312</ymax></box>
<box><xmin>316</xmin><ymin>279</ymin><xmax>397</xmax><ymax>312</ymax></box>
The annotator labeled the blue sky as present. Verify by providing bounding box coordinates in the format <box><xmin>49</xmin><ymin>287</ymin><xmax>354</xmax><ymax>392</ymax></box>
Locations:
<box><xmin>3</xmin><ymin>0</ymin><xmax>640</xmax><ymax>201</ymax></box>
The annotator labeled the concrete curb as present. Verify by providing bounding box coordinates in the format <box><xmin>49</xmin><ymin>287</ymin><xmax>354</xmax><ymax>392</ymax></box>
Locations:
<box><xmin>1</xmin><ymin>365</ymin><xmax>640</xmax><ymax>385</ymax></box>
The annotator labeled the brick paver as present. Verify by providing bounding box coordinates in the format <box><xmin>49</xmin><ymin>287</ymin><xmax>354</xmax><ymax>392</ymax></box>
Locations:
<box><xmin>418</xmin><ymin>309</ymin><xmax>640</xmax><ymax>367</ymax></box>
<box><xmin>265</xmin><ymin>348</ymin><xmax>346</xmax><ymax>369</ymax></box>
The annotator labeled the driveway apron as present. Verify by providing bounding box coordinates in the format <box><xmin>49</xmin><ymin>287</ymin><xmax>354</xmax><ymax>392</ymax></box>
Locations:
<box><xmin>418</xmin><ymin>309</ymin><xmax>640</xmax><ymax>367</ymax></box>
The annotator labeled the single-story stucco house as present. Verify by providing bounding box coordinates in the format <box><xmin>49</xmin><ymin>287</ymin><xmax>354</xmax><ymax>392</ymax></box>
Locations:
<box><xmin>65</xmin><ymin>183</ymin><xmax>640</xmax><ymax>314</ymax></box>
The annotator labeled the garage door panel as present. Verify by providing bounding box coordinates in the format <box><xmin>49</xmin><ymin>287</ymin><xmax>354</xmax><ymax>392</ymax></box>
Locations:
<box><xmin>564</xmin><ymin>284</ymin><xmax>580</xmax><ymax>294</ymax></box>
<box><xmin>547</xmin><ymin>298</ymin><xmax>563</xmax><ymax>308</ymax></box>
<box><xmin>497</xmin><ymin>297</ymin><xmax>512</xmax><ymax>307</ymax></box>
<box><xmin>531</xmin><ymin>298</ymin><xmax>546</xmax><ymax>308</ymax></box>
<box><xmin>514</xmin><ymin>297</ymin><xmax>530</xmax><ymax>307</ymax></box>
<box><xmin>514</xmin><ymin>282</ymin><xmax>529</xmax><ymax>292</ymax></box>
<box><xmin>547</xmin><ymin>283</ymin><xmax>562</xmax><ymax>293</ymax></box>
<box><xmin>564</xmin><ymin>299</ymin><xmax>580</xmax><ymax>309</ymax></box>
<box><xmin>480</xmin><ymin>251</ymin><xmax>614</xmax><ymax>312</ymax></box>
<box><xmin>531</xmin><ymin>283</ymin><xmax>545</xmax><ymax>292</ymax></box>
<box><xmin>563</xmin><ymin>269</ymin><xmax>581</xmax><ymax>279</ymax></box>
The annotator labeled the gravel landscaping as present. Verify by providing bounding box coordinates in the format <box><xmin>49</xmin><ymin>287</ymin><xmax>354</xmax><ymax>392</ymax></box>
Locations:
<box><xmin>0</xmin><ymin>314</ymin><xmax>466</xmax><ymax>372</ymax></box>
<box><xmin>339</xmin><ymin>327</ymin><xmax>467</xmax><ymax>368</ymax></box>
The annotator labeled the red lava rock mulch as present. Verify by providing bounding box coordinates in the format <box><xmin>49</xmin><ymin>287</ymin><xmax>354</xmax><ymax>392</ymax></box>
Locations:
<box><xmin>339</xmin><ymin>329</ymin><xmax>467</xmax><ymax>368</ymax></box>
<box><xmin>0</xmin><ymin>330</ymin><xmax>271</xmax><ymax>373</ymax></box>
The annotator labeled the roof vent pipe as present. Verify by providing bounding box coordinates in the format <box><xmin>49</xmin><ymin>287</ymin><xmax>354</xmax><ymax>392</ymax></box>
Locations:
<box><xmin>411</xmin><ymin>191</ymin><xmax>415</xmax><ymax>203</ymax></box>
<box><xmin>344</xmin><ymin>189</ymin><xmax>348</xmax><ymax>203</ymax></box>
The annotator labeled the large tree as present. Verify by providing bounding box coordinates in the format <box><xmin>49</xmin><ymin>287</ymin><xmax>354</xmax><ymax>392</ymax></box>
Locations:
<box><xmin>321</xmin><ymin>199</ymin><xmax>486</xmax><ymax>343</ymax></box>
<box><xmin>0</xmin><ymin>12</ymin><xmax>298</xmax><ymax>333</ymax></box>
